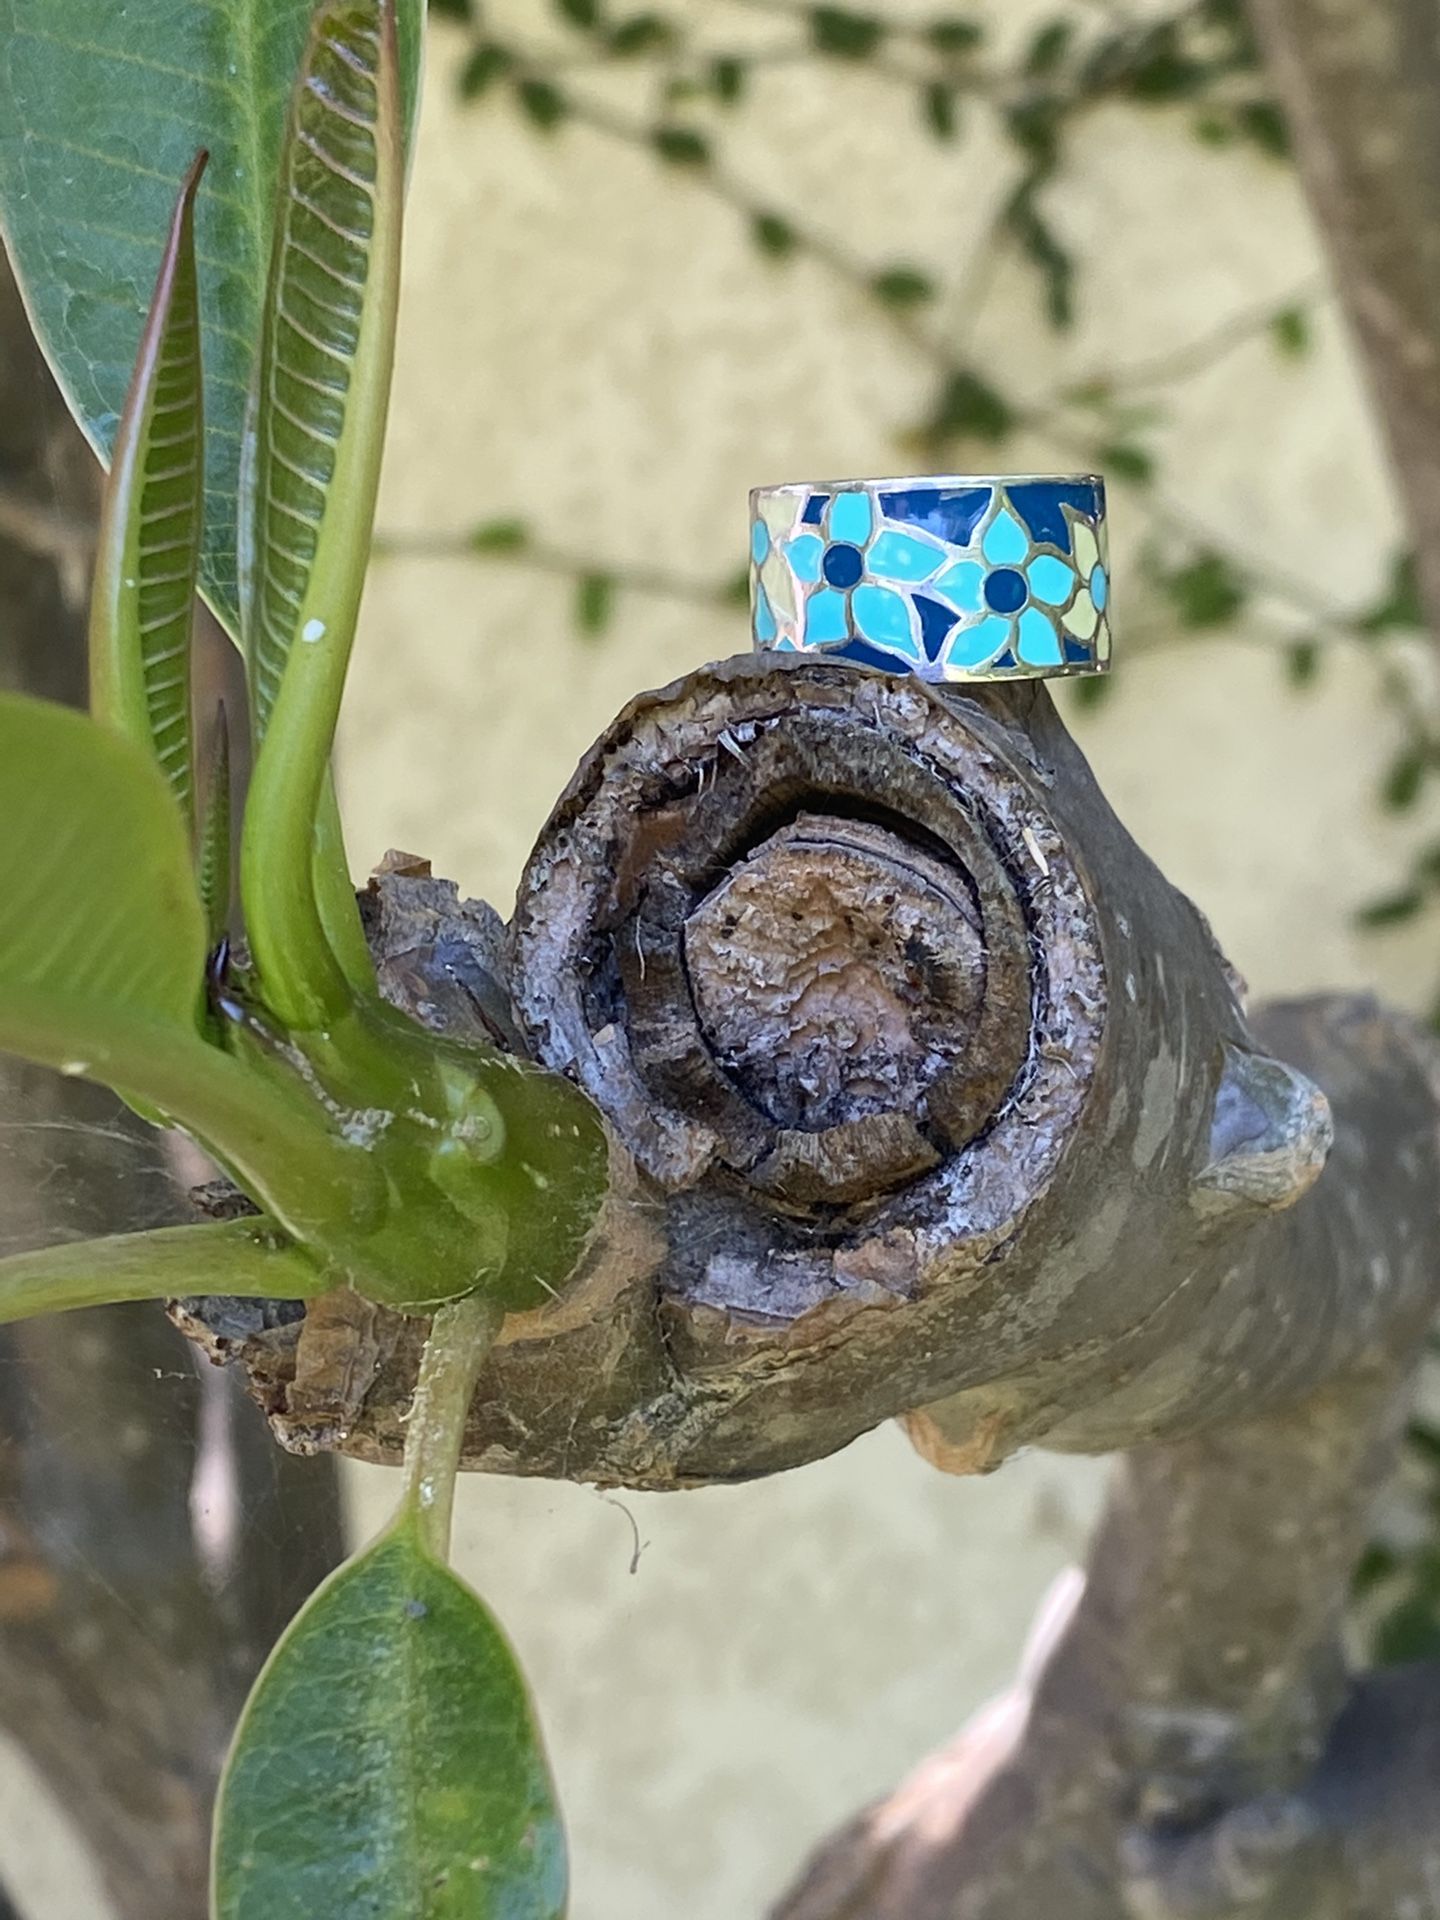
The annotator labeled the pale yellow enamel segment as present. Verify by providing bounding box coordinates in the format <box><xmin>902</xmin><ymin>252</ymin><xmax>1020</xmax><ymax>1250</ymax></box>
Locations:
<box><xmin>761</xmin><ymin>549</ymin><xmax>796</xmax><ymax>619</ymax></box>
<box><xmin>1066</xmin><ymin>587</ymin><xmax>1098</xmax><ymax>640</ymax></box>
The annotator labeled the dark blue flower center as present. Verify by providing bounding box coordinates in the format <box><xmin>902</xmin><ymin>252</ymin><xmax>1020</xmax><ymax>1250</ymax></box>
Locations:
<box><xmin>984</xmin><ymin>567</ymin><xmax>1027</xmax><ymax>613</ymax></box>
<box><xmin>821</xmin><ymin>542</ymin><xmax>865</xmax><ymax>588</ymax></box>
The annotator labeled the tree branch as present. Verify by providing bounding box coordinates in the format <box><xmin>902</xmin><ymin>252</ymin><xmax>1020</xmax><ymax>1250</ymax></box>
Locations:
<box><xmin>1245</xmin><ymin>0</ymin><xmax>1440</xmax><ymax>653</ymax></box>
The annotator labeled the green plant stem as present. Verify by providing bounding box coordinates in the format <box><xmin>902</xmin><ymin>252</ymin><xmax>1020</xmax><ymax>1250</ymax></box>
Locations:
<box><xmin>0</xmin><ymin>1217</ymin><xmax>329</xmax><ymax>1324</ymax></box>
<box><xmin>401</xmin><ymin>1288</ymin><xmax>503</xmax><ymax>1561</ymax></box>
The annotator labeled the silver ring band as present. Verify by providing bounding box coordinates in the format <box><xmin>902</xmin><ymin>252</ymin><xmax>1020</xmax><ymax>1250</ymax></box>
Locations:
<box><xmin>750</xmin><ymin>473</ymin><xmax>1110</xmax><ymax>681</ymax></box>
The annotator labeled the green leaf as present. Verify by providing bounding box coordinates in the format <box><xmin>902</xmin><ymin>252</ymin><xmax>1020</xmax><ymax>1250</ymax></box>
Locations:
<box><xmin>752</xmin><ymin>210</ymin><xmax>799</xmax><ymax>257</ymax></box>
<box><xmin>1098</xmin><ymin>441</ymin><xmax>1155</xmax><ymax>485</ymax></box>
<box><xmin>652</xmin><ymin>125</ymin><xmax>710</xmax><ymax>167</ymax></box>
<box><xmin>1270</xmin><ymin>304</ymin><xmax>1310</xmax><ymax>358</ymax></box>
<box><xmin>710</xmin><ymin>56</ymin><xmax>747</xmax><ymax>105</ymax></box>
<box><xmin>469</xmin><ymin>518</ymin><xmax>531</xmax><ymax>554</ymax></box>
<box><xmin>515</xmin><ymin>77</ymin><xmax>570</xmax><ymax>128</ymax></box>
<box><xmin>0</xmin><ymin>693</ymin><xmax>376</xmax><ymax>1247</ymax></box>
<box><xmin>0</xmin><ymin>1217</ymin><xmax>330</xmax><ymax>1326</ymax></box>
<box><xmin>922</xmin><ymin>82</ymin><xmax>960</xmax><ymax>141</ymax></box>
<box><xmin>1381</xmin><ymin>747</ymin><xmax>1428</xmax><ymax>812</ymax></box>
<box><xmin>87</xmin><ymin>152</ymin><xmax>206</xmax><ymax>826</ymax></box>
<box><xmin>460</xmin><ymin>42</ymin><xmax>513</xmax><ymax>98</ymax></box>
<box><xmin>1285</xmin><ymin>639</ymin><xmax>1320</xmax><ymax>686</ymax></box>
<box><xmin>214</xmin><ymin>1524</ymin><xmax>566</xmax><ymax>1920</ymax></box>
<box><xmin>872</xmin><ymin>266</ymin><xmax>937</xmax><ymax>307</ymax></box>
<box><xmin>0</xmin><ymin>0</ymin><xmax>423</xmax><ymax>640</ymax></box>
<box><xmin>1356</xmin><ymin>886</ymin><xmax>1425</xmax><ymax>929</ymax></box>
<box><xmin>1069</xmin><ymin>672</ymin><xmax>1114</xmax><ymax>712</ymax></box>
<box><xmin>239</xmin><ymin>0</ymin><xmax>403</xmax><ymax>1030</ymax></box>
<box><xmin>927</xmin><ymin>19</ymin><xmax>983</xmax><ymax>55</ymax></box>
<box><xmin>606</xmin><ymin>13</ymin><xmax>672</xmax><ymax>55</ymax></box>
<box><xmin>575</xmin><ymin>572</ymin><xmax>615</xmax><ymax>635</ymax></box>
<box><xmin>554</xmin><ymin>0</ymin><xmax>601</xmax><ymax>26</ymax></box>
<box><xmin>1024</xmin><ymin>20</ymin><xmax>1073</xmax><ymax>76</ymax></box>
<box><xmin>1358</xmin><ymin>551</ymin><xmax>1422</xmax><ymax>633</ymax></box>
<box><xmin>810</xmin><ymin>7</ymin><xmax>885</xmax><ymax>58</ymax></box>
<box><xmin>0</xmin><ymin>692</ymin><xmax>207</xmax><ymax>1085</ymax></box>
<box><xmin>926</xmin><ymin>369</ymin><xmax>1015</xmax><ymax>444</ymax></box>
<box><xmin>1236</xmin><ymin>98</ymin><xmax>1290</xmax><ymax>158</ymax></box>
<box><xmin>1162</xmin><ymin>551</ymin><xmax>1247</xmax><ymax>628</ymax></box>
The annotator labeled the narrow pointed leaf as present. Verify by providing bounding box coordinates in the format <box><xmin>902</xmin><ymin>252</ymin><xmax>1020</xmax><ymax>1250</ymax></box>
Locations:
<box><xmin>0</xmin><ymin>1218</ymin><xmax>330</xmax><ymax>1325</ymax></box>
<box><xmin>239</xmin><ymin>0</ymin><xmax>401</xmax><ymax>1027</ymax></box>
<box><xmin>0</xmin><ymin>0</ymin><xmax>423</xmax><ymax>638</ymax></box>
<box><xmin>197</xmin><ymin>703</ymin><xmax>234</xmax><ymax>945</ymax></box>
<box><xmin>88</xmin><ymin>150</ymin><xmax>206</xmax><ymax>822</ymax></box>
<box><xmin>214</xmin><ymin>1524</ymin><xmax>567</xmax><ymax>1920</ymax></box>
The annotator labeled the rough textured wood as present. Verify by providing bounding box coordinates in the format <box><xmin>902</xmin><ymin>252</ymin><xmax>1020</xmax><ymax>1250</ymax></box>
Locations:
<box><xmin>1245</xmin><ymin>0</ymin><xmax>1440</xmax><ymax>642</ymax></box>
<box><xmin>175</xmin><ymin>653</ymin><xmax>1440</xmax><ymax>1916</ymax></box>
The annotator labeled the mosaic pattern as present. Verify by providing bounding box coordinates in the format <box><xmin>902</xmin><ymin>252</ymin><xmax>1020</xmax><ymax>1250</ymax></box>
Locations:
<box><xmin>750</xmin><ymin>475</ymin><xmax>1110</xmax><ymax>680</ymax></box>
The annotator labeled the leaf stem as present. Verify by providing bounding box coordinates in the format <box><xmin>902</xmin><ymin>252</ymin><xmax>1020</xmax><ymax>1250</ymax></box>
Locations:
<box><xmin>401</xmin><ymin>1288</ymin><xmax>503</xmax><ymax>1561</ymax></box>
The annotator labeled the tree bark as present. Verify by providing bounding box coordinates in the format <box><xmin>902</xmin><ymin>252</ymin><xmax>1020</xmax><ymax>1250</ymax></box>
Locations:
<box><xmin>0</xmin><ymin>255</ymin><xmax>342</xmax><ymax>1920</ymax></box>
<box><xmin>177</xmin><ymin>654</ymin><xmax>1440</xmax><ymax>1914</ymax></box>
<box><xmin>1245</xmin><ymin>0</ymin><xmax>1440</xmax><ymax>639</ymax></box>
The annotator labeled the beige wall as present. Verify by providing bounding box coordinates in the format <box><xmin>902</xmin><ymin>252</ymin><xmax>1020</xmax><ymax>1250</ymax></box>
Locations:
<box><xmin>9</xmin><ymin>3</ymin><xmax>1440</xmax><ymax>1916</ymax></box>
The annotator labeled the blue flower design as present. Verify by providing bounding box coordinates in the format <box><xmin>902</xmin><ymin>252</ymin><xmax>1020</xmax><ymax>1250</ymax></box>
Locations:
<box><xmin>934</xmin><ymin>503</ymin><xmax>1087</xmax><ymax>673</ymax></box>
<box><xmin>781</xmin><ymin>490</ymin><xmax>953</xmax><ymax>665</ymax></box>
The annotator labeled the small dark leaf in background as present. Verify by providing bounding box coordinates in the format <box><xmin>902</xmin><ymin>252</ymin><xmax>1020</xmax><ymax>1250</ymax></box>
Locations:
<box><xmin>711</xmin><ymin>56</ymin><xmax>747</xmax><ymax>105</ymax></box>
<box><xmin>460</xmin><ymin>42</ymin><xmax>512</xmax><ymax>98</ymax></box>
<box><xmin>1236</xmin><ymin>98</ymin><xmax>1290</xmax><ymax>157</ymax></box>
<box><xmin>923</xmin><ymin>82</ymin><xmax>960</xmax><ymax>140</ymax></box>
<box><xmin>1005</xmin><ymin>99</ymin><xmax>1063</xmax><ymax>170</ymax></box>
<box><xmin>871</xmin><ymin>266</ymin><xmax>937</xmax><ymax>307</ymax></box>
<box><xmin>1024</xmin><ymin>20</ymin><xmax>1073</xmax><ymax>77</ymax></box>
<box><xmin>469</xmin><ymin>519</ymin><xmax>530</xmax><ymax>554</ymax></box>
<box><xmin>927</xmin><ymin>369</ymin><xmax>1015</xmax><ymax>444</ymax></box>
<box><xmin>652</xmin><ymin>126</ymin><xmax>711</xmax><ymax>166</ymax></box>
<box><xmin>1285</xmin><ymin>640</ymin><xmax>1320</xmax><ymax>687</ymax></box>
<box><xmin>607</xmin><ymin>12</ymin><xmax>673</xmax><ymax>55</ymax></box>
<box><xmin>1120</xmin><ymin>28</ymin><xmax>1206</xmax><ymax>103</ymax></box>
<box><xmin>927</xmin><ymin>18</ymin><xmax>984</xmax><ymax>56</ymax></box>
<box><xmin>1006</xmin><ymin>189</ymin><xmax>1074</xmax><ymax>329</ymax></box>
<box><xmin>752</xmin><ymin>210</ymin><xmax>799</xmax><ymax>257</ymax></box>
<box><xmin>429</xmin><ymin>0</ymin><xmax>473</xmax><ymax>19</ymax></box>
<box><xmin>1269</xmin><ymin>304</ymin><xmax>1310</xmax><ymax>358</ymax></box>
<box><xmin>1163</xmin><ymin>550</ymin><xmax>1247</xmax><ymax>627</ymax></box>
<box><xmin>1355</xmin><ymin>887</ymin><xmax>1425</xmax><ymax>930</ymax></box>
<box><xmin>576</xmin><ymin>572</ymin><xmax>615</xmax><ymax>635</ymax></box>
<box><xmin>555</xmin><ymin>0</ymin><xmax>602</xmax><ymax>27</ymax></box>
<box><xmin>1098</xmin><ymin>442</ymin><xmax>1155</xmax><ymax>485</ymax></box>
<box><xmin>516</xmin><ymin>78</ymin><xmax>570</xmax><ymax>129</ymax></box>
<box><xmin>1381</xmin><ymin>747</ymin><xmax>1428</xmax><ymax>813</ymax></box>
<box><xmin>722</xmin><ymin>568</ymin><xmax>752</xmax><ymax>607</ymax></box>
<box><xmin>1358</xmin><ymin>551</ymin><xmax>1422</xmax><ymax>633</ymax></box>
<box><xmin>1070</xmin><ymin>674</ymin><xmax>1114</xmax><ymax>712</ymax></box>
<box><xmin>810</xmin><ymin>7</ymin><xmax>886</xmax><ymax>59</ymax></box>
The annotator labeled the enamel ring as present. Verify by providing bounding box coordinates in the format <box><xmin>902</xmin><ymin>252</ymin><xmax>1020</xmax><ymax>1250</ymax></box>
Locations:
<box><xmin>749</xmin><ymin>473</ymin><xmax>1110</xmax><ymax>681</ymax></box>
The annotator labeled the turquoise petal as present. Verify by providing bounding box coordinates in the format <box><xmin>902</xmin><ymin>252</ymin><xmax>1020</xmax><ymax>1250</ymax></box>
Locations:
<box><xmin>805</xmin><ymin>587</ymin><xmax>851</xmax><ymax>645</ymax></box>
<box><xmin>752</xmin><ymin>521</ymin><xmax>771</xmax><ymax>566</ymax></box>
<box><xmin>1026</xmin><ymin>553</ymin><xmax>1076</xmax><ymax>607</ymax></box>
<box><xmin>1017</xmin><ymin>606</ymin><xmax>1063</xmax><ymax>666</ymax></box>
<box><xmin>942</xmin><ymin>614</ymin><xmax>1012</xmax><ymax>672</ymax></box>
<box><xmin>827</xmin><ymin>491</ymin><xmax>873</xmax><ymax>545</ymax></box>
<box><xmin>754</xmin><ymin>584</ymin><xmax>777</xmax><ymax>645</ymax></box>
<box><xmin>982</xmin><ymin>508</ymin><xmax>1029</xmax><ymax>566</ymax></box>
<box><xmin>932</xmin><ymin>558</ymin><xmax>986</xmax><ymax>611</ymax></box>
<box><xmin>851</xmin><ymin>584</ymin><xmax>921</xmax><ymax>658</ymax></box>
<box><xmin>1091</xmin><ymin>563</ymin><xmax>1108</xmax><ymax>611</ymax></box>
<box><xmin>866</xmin><ymin>528</ymin><xmax>947</xmax><ymax>583</ymax></box>
<box><xmin>786</xmin><ymin>532</ymin><xmax>824</xmax><ymax>583</ymax></box>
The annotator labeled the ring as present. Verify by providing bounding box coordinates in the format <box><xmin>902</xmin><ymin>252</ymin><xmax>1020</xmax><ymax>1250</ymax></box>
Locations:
<box><xmin>749</xmin><ymin>473</ymin><xmax>1110</xmax><ymax>681</ymax></box>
